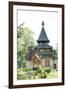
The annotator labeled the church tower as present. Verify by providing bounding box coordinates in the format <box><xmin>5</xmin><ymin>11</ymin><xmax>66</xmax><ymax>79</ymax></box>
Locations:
<box><xmin>35</xmin><ymin>21</ymin><xmax>54</xmax><ymax>69</ymax></box>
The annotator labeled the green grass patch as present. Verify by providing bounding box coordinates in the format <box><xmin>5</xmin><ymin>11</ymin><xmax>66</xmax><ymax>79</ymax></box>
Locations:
<box><xmin>47</xmin><ymin>70</ymin><xmax>58</xmax><ymax>79</ymax></box>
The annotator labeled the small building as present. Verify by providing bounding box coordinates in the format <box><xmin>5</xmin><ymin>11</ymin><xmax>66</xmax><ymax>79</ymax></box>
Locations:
<box><xmin>26</xmin><ymin>21</ymin><xmax>54</xmax><ymax>69</ymax></box>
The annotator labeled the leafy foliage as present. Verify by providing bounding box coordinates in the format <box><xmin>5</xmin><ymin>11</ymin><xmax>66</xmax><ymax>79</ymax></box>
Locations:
<box><xmin>17</xmin><ymin>24</ymin><xmax>35</xmax><ymax>68</ymax></box>
<box><xmin>17</xmin><ymin>67</ymin><xmax>58</xmax><ymax>80</ymax></box>
<box><xmin>53</xmin><ymin>48</ymin><xmax>58</xmax><ymax>60</ymax></box>
<box><xmin>44</xmin><ymin>67</ymin><xmax>51</xmax><ymax>73</ymax></box>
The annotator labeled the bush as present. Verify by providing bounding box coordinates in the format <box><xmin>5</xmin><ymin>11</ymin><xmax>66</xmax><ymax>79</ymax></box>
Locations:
<box><xmin>17</xmin><ymin>71</ymin><xmax>26</xmax><ymax>80</ymax></box>
<box><xmin>37</xmin><ymin>68</ymin><xmax>42</xmax><ymax>73</ymax></box>
<box><xmin>35</xmin><ymin>71</ymin><xmax>38</xmax><ymax>75</ymax></box>
<box><xmin>44</xmin><ymin>67</ymin><xmax>51</xmax><ymax>73</ymax></box>
<box><xmin>40</xmin><ymin>71</ymin><xmax>47</xmax><ymax>78</ymax></box>
<box><xmin>36</xmin><ymin>66</ymin><xmax>43</xmax><ymax>73</ymax></box>
<box><xmin>44</xmin><ymin>71</ymin><xmax>47</xmax><ymax>78</ymax></box>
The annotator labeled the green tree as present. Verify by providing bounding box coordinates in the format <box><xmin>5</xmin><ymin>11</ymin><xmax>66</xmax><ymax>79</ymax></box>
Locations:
<box><xmin>17</xmin><ymin>24</ymin><xmax>35</xmax><ymax>68</ymax></box>
<box><xmin>53</xmin><ymin>48</ymin><xmax>58</xmax><ymax>60</ymax></box>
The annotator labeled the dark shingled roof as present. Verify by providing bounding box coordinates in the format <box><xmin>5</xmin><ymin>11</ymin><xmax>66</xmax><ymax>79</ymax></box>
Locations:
<box><xmin>37</xmin><ymin>21</ymin><xmax>49</xmax><ymax>43</ymax></box>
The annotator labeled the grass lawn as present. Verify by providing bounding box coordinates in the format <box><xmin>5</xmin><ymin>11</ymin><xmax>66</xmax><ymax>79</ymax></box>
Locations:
<box><xmin>47</xmin><ymin>70</ymin><xmax>58</xmax><ymax>79</ymax></box>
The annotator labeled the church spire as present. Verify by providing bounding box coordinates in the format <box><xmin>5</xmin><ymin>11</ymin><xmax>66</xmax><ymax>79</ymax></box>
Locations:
<box><xmin>37</xmin><ymin>21</ymin><xmax>49</xmax><ymax>43</ymax></box>
<box><xmin>42</xmin><ymin>21</ymin><xmax>44</xmax><ymax>26</ymax></box>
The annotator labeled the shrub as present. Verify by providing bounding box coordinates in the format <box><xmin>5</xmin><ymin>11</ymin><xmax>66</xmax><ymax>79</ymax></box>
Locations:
<box><xmin>44</xmin><ymin>67</ymin><xmax>51</xmax><ymax>73</ymax></box>
<box><xmin>44</xmin><ymin>71</ymin><xmax>47</xmax><ymax>78</ymax></box>
<box><xmin>37</xmin><ymin>68</ymin><xmax>42</xmax><ymax>73</ymax></box>
<box><xmin>35</xmin><ymin>71</ymin><xmax>38</xmax><ymax>75</ymax></box>
<box><xmin>40</xmin><ymin>71</ymin><xmax>47</xmax><ymax>78</ymax></box>
<box><xmin>17</xmin><ymin>71</ymin><xmax>26</xmax><ymax>80</ymax></box>
<box><xmin>36</xmin><ymin>66</ymin><xmax>43</xmax><ymax>73</ymax></box>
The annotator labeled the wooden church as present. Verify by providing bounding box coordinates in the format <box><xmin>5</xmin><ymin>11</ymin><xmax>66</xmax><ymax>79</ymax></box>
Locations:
<box><xmin>26</xmin><ymin>21</ymin><xmax>54</xmax><ymax>69</ymax></box>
